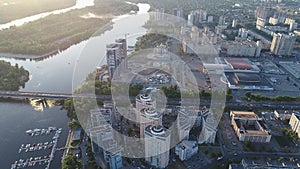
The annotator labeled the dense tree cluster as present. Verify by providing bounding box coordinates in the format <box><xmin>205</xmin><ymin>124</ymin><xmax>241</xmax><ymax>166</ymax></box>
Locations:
<box><xmin>0</xmin><ymin>60</ymin><xmax>29</xmax><ymax>90</ymax></box>
<box><xmin>134</xmin><ymin>33</ymin><xmax>169</xmax><ymax>51</ymax></box>
<box><xmin>245</xmin><ymin>92</ymin><xmax>299</xmax><ymax>102</ymax></box>
<box><xmin>282</xmin><ymin>128</ymin><xmax>298</xmax><ymax>142</ymax></box>
<box><xmin>61</xmin><ymin>155</ymin><xmax>82</xmax><ymax>169</ymax></box>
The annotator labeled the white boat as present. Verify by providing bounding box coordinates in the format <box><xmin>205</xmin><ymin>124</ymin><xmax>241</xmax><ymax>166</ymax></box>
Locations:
<box><xmin>33</xmin><ymin>128</ymin><xmax>41</xmax><ymax>132</ymax></box>
<box><xmin>26</xmin><ymin>130</ymin><xmax>33</xmax><ymax>134</ymax></box>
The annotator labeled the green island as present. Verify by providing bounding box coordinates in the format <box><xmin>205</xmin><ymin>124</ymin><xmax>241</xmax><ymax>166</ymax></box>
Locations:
<box><xmin>0</xmin><ymin>0</ymin><xmax>138</xmax><ymax>55</ymax></box>
<box><xmin>0</xmin><ymin>0</ymin><xmax>76</xmax><ymax>24</ymax></box>
<box><xmin>0</xmin><ymin>60</ymin><xmax>29</xmax><ymax>90</ymax></box>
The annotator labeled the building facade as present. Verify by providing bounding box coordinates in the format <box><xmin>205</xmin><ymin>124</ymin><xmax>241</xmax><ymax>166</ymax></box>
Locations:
<box><xmin>139</xmin><ymin>108</ymin><xmax>162</xmax><ymax>138</ymax></box>
<box><xmin>175</xmin><ymin>140</ymin><xmax>198</xmax><ymax>161</ymax></box>
<box><xmin>90</xmin><ymin>109</ymin><xmax>123</xmax><ymax>169</ymax></box>
<box><xmin>145</xmin><ymin>125</ymin><xmax>170</xmax><ymax>168</ymax></box>
<box><xmin>289</xmin><ymin>113</ymin><xmax>300</xmax><ymax>138</ymax></box>
<box><xmin>106</xmin><ymin>39</ymin><xmax>127</xmax><ymax>78</ymax></box>
<box><xmin>230</xmin><ymin>111</ymin><xmax>271</xmax><ymax>143</ymax></box>
<box><xmin>270</xmin><ymin>33</ymin><xmax>296</xmax><ymax>56</ymax></box>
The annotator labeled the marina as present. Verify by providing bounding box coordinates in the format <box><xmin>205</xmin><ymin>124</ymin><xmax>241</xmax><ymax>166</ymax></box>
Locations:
<box><xmin>25</xmin><ymin>127</ymin><xmax>60</xmax><ymax>137</ymax></box>
<box><xmin>11</xmin><ymin>127</ymin><xmax>62</xmax><ymax>169</ymax></box>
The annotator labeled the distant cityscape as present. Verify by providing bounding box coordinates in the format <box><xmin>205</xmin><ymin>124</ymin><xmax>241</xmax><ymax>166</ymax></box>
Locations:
<box><xmin>81</xmin><ymin>0</ymin><xmax>300</xmax><ymax>169</ymax></box>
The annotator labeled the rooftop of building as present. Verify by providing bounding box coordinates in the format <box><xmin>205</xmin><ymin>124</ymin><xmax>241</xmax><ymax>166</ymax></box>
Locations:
<box><xmin>225</xmin><ymin>72</ymin><xmax>272</xmax><ymax>88</ymax></box>
<box><xmin>177</xmin><ymin>111</ymin><xmax>192</xmax><ymax>129</ymax></box>
<box><xmin>225</xmin><ymin>58</ymin><xmax>253</xmax><ymax>70</ymax></box>
<box><xmin>140</xmin><ymin>108</ymin><xmax>162</xmax><ymax>119</ymax></box>
<box><xmin>241</xmin><ymin>158</ymin><xmax>300</xmax><ymax>168</ymax></box>
<box><xmin>102</xmin><ymin>139</ymin><xmax>123</xmax><ymax>155</ymax></box>
<box><xmin>145</xmin><ymin>125</ymin><xmax>169</xmax><ymax>137</ymax></box>
<box><xmin>177</xmin><ymin>140</ymin><xmax>198</xmax><ymax>150</ymax></box>
<box><xmin>136</xmin><ymin>93</ymin><xmax>154</xmax><ymax>102</ymax></box>
<box><xmin>279</xmin><ymin>62</ymin><xmax>300</xmax><ymax>79</ymax></box>
<box><xmin>235</xmin><ymin>73</ymin><xmax>261</xmax><ymax>83</ymax></box>
<box><xmin>72</xmin><ymin>129</ymin><xmax>81</xmax><ymax>141</ymax></box>
<box><xmin>227</xmin><ymin>39</ymin><xmax>258</xmax><ymax>47</ymax></box>
<box><xmin>231</xmin><ymin>111</ymin><xmax>258</xmax><ymax>119</ymax></box>
<box><xmin>275</xmin><ymin>110</ymin><xmax>293</xmax><ymax>115</ymax></box>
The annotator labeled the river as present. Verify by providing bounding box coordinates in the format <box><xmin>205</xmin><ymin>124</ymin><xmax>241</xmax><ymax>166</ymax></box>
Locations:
<box><xmin>0</xmin><ymin>2</ymin><xmax>150</xmax><ymax>168</ymax></box>
<box><xmin>0</xmin><ymin>2</ymin><xmax>150</xmax><ymax>94</ymax></box>
<box><xmin>0</xmin><ymin>101</ymin><xmax>69</xmax><ymax>169</ymax></box>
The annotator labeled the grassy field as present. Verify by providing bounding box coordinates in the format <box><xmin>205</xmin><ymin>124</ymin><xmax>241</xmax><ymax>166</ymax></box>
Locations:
<box><xmin>0</xmin><ymin>0</ymin><xmax>76</xmax><ymax>24</ymax></box>
<box><xmin>0</xmin><ymin>0</ymin><xmax>138</xmax><ymax>55</ymax></box>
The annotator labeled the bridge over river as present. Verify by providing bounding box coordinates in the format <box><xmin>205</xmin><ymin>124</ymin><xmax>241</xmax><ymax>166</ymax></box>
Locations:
<box><xmin>0</xmin><ymin>90</ymin><xmax>112</xmax><ymax>100</ymax></box>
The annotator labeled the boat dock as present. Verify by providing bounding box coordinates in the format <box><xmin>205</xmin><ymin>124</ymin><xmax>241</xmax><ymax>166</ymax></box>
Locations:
<box><xmin>11</xmin><ymin>127</ymin><xmax>62</xmax><ymax>169</ymax></box>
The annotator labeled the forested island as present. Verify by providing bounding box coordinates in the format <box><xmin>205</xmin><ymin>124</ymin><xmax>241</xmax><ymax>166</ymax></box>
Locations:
<box><xmin>0</xmin><ymin>0</ymin><xmax>138</xmax><ymax>56</ymax></box>
<box><xmin>0</xmin><ymin>60</ymin><xmax>29</xmax><ymax>90</ymax></box>
<box><xmin>0</xmin><ymin>0</ymin><xmax>75</xmax><ymax>24</ymax></box>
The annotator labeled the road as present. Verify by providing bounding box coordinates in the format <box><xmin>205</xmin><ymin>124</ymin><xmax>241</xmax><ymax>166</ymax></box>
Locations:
<box><xmin>1</xmin><ymin>89</ymin><xmax>300</xmax><ymax>110</ymax></box>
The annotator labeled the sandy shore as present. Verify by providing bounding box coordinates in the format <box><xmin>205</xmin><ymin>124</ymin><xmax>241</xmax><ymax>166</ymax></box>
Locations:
<box><xmin>0</xmin><ymin>50</ymin><xmax>59</xmax><ymax>60</ymax></box>
<box><xmin>0</xmin><ymin>53</ymin><xmax>41</xmax><ymax>60</ymax></box>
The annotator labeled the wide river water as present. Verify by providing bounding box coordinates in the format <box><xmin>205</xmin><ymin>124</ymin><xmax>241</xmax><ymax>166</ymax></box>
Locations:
<box><xmin>0</xmin><ymin>101</ymin><xmax>69</xmax><ymax>169</ymax></box>
<box><xmin>0</xmin><ymin>1</ymin><xmax>150</xmax><ymax>94</ymax></box>
<box><xmin>0</xmin><ymin>1</ymin><xmax>150</xmax><ymax>168</ymax></box>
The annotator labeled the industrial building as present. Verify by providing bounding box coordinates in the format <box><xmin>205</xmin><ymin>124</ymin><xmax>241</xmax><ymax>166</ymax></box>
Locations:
<box><xmin>224</xmin><ymin>72</ymin><xmax>273</xmax><ymax>90</ymax></box>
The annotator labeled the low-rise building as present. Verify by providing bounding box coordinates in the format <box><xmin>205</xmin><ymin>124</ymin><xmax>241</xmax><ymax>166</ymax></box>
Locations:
<box><xmin>274</xmin><ymin>110</ymin><xmax>292</xmax><ymax>120</ymax></box>
<box><xmin>229</xmin><ymin>158</ymin><xmax>300</xmax><ymax>169</ymax></box>
<box><xmin>230</xmin><ymin>111</ymin><xmax>271</xmax><ymax>143</ymax></box>
<box><xmin>175</xmin><ymin>140</ymin><xmax>198</xmax><ymax>161</ymax></box>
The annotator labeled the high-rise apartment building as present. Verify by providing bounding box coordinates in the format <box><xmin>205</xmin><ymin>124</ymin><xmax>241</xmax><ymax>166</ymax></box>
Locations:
<box><xmin>139</xmin><ymin>108</ymin><xmax>162</xmax><ymax>138</ymax></box>
<box><xmin>145</xmin><ymin>125</ymin><xmax>170</xmax><ymax>168</ymax></box>
<box><xmin>106</xmin><ymin>39</ymin><xmax>127</xmax><ymax>78</ymax></box>
<box><xmin>270</xmin><ymin>33</ymin><xmax>296</xmax><ymax>56</ymax></box>
<box><xmin>135</xmin><ymin>93</ymin><xmax>156</xmax><ymax>112</ymax></box>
